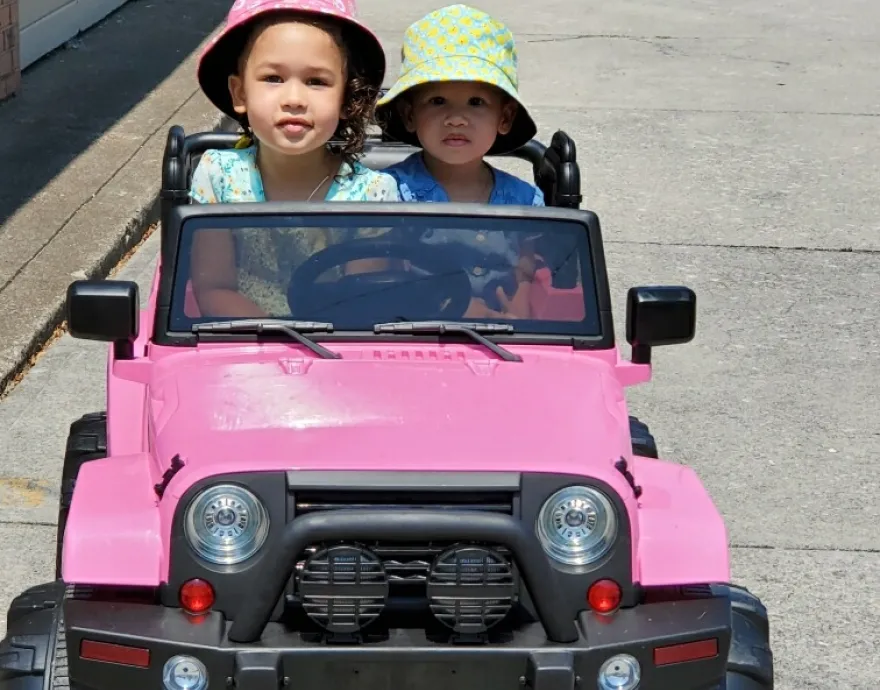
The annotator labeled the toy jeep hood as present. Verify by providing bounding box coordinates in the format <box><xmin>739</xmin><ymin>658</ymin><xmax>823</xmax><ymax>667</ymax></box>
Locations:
<box><xmin>149</xmin><ymin>348</ymin><xmax>630</xmax><ymax>474</ymax></box>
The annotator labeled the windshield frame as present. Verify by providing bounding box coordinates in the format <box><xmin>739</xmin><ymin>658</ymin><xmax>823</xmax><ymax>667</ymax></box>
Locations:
<box><xmin>153</xmin><ymin>202</ymin><xmax>615</xmax><ymax>350</ymax></box>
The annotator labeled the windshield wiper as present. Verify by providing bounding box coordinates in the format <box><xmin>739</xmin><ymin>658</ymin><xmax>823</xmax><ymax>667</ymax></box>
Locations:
<box><xmin>192</xmin><ymin>319</ymin><xmax>340</xmax><ymax>359</ymax></box>
<box><xmin>373</xmin><ymin>321</ymin><xmax>522</xmax><ymax>362</ymax></box>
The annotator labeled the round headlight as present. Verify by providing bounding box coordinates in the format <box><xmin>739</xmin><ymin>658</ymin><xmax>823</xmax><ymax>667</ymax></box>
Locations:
<box><xmin>536</xmin><ymin>485</ymin><xmax>617</xmax><ymax>566</ymax></box>
<box><xmin>184</xmin><ymin>484</ymin><xmax>270</xmax><ymax>565</ymax></box>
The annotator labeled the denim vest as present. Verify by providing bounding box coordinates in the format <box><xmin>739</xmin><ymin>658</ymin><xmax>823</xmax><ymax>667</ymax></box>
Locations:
<box><xmin>383</xmin><ymin>153</ymin><xmax>544</xmax><ymax>308</ymax></box>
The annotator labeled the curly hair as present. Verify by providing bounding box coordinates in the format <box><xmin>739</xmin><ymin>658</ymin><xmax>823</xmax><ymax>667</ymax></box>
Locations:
<box><xmin>231</xmin><ymin>11</ymin><xmax>380</xmax><ymax>169</ymax></box>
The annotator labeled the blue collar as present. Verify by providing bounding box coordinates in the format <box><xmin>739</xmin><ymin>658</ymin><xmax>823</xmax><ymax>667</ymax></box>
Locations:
<box><xmin>401</xmin><ymin>152</ymin><xmax>510</xmax><ymax>203</ymax></box>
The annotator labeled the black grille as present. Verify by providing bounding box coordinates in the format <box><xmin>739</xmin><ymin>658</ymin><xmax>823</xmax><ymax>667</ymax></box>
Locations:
<box><xmin>294</xmin><ymin>489</ymin><xmax>515</xmax><ymax>517</ymax></box>
<box><xmin>291</xmin><ymin>489</ymin><xmax>518</xmax><ymax>633</ymax></box>
<box><xmin>298</xmin><ymin>542</ymin><xmax>513</xmax><ymax>585</ymax></box>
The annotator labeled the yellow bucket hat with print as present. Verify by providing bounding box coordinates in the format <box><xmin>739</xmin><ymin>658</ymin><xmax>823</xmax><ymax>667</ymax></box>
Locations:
<box><xmin>376</xmin><ymin>4</ymin><xmax>537</xmax><ymax>155</ymax></box>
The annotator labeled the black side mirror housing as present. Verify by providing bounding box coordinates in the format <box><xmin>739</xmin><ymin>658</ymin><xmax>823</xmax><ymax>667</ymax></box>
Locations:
<box><xmin>67</xmin><ymin>280</ymin><xmax>140</xmax><ymax>359</ymax></box>
<box><xmin>626</xmin><ymin>286</ymin><xmax>696</xmax><ymax>364</ymax></box>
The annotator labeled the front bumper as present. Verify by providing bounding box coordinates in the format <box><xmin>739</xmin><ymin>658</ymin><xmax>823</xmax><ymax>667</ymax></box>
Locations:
<box><xmin>65</xmin><ymin>596</ymin><xmax>731</xmax><ymax>690</ymax></box>
<box><xmin>66</xmin><ymin>506</ymin><xmax>732</xmax><ymax>689</ymax></box>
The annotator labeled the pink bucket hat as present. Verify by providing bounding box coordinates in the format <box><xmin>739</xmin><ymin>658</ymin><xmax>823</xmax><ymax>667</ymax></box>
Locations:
<box><xmin>197</xmin><ymin>0</ymin><xmax>386</xmax><ymax>122</ymax></box>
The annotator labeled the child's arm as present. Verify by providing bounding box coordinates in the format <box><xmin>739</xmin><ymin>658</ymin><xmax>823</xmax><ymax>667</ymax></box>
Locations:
<box><xmin>189</xmin><ymin>152</ymin><xmax>268</xmax><ymax>318</ymax></box>
<box><xmin>495</xmin><ymin>185</ymin><xmax>546</xmax><ymax>318</ymax></box>
<box><xmin>488</xmin><ymin>202</ymin><xmax>542</xmax><ymax>319</ymax></box>
<box><xmin>191</xmin><ymin>230</ymin><xmax>269</xmax><ymax>317</ymax></box>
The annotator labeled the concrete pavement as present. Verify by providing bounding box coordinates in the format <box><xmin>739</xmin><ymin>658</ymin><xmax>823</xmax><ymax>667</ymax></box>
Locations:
<box><xmin>1</xmin><ymin>0</ymin><xmax>879</xmax><ymax>688</ymax></box>
<box><xmin>0</xmin><ymin>0</ymin><xmax>237</xmax><ymax>395</ymax></box>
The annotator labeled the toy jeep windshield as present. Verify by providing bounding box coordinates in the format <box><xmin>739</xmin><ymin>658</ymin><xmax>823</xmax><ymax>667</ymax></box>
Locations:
<box><xmin>166</xmin><ymin>203</ymin><xmax>609</xmax><ymax>335</ymax></box>
<box><xmin>0</xmin><ymin>129</ymin><xmax>774</xmax><ymax>690</ymax></box>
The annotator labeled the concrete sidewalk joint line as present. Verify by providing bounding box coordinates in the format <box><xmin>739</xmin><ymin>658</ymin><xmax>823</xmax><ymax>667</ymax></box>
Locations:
<box><xmin>604</xmin><ymin>239</ymin><xmax>880</xmax><ymax>254</ymax></box>
<box><xmin>544</xmin><ymin>104</ymin><xmax>880</xmax><ymax>118</ymax></box>
<box><xmin>0</xmin><ymin>106</ymin><xmax>235</xmax><ymax>398</ymax></box>
<box><xmin>0</xmin><ymin>88</ymin><xmax>207</xmax><ymax>296</ymax></box>
<box><xmin>0</xmin><ymin>0</ymin><xmax>243</xmax><ymax>398</ymax></box>
<box><xmin>0</xmin><ymin>109</ymin><xmax>229</xmax><ymax>397</ymax></box>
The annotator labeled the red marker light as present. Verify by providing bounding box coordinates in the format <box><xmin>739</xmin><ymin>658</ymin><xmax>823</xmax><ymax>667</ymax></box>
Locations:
<box><xmin>179</xmin><ymin>578</ymin><xmax>215</xmax><ymax>615</ymax></box>
<box><xmin>588</xmin><ymin>579</ymin><xmax>622</xmax><ymax>614</ymax></box>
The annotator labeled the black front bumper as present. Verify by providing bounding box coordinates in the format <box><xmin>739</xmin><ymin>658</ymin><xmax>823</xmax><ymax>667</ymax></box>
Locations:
<box><xmin>64</xmin><ymin>508</ymin><xmax>733</xmax><ymax>689</ymax></box>
<box><xmin>64</xmin><ymin>596</ymin><xmax>732</xmax><ymax>690</ymax></box>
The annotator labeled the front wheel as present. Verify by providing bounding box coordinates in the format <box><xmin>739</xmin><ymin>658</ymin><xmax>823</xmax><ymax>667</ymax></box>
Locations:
<box><xmin>725</xmin><ymin>672</ymin><xmax>770</xmax><ymax>689</ymax></box>
<box><xmin>56</xmin><ymin>412</ymin><xmax>108</xmax><ymax>578</ymax></box>
<box><xmin>628</xmin><ymin>415</ymin><xmax>659</xmax><ymax>458</ymax></box>
<box><xmin>724</xmin><ymin>585</ymin><xmax>774</xmax><ymax>688</ymax></box>
<box><xmin>0</xmin><ymin>581</ymin><xmax>68</xmax><ymax>690</ymax></box>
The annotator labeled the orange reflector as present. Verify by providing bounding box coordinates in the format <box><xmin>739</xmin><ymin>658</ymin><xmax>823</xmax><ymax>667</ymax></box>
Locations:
<box><xmin>654</xmin><ymin>638</ymin><xmax>719</xmax><ymax>666</ymax></box>
<box><xmin>587</xmin><ymin>579</ymin><xmax>622</xmax><ymax>614</ymax></box>
<box><xmin>180</xmin><ymin>578</ymin><xmax>215</xmax><ymax>615</ymax></box>
<box><xmin>80</xmin><ymin>640</ymin><xmax>150</xmax><ymax>668</ymax></box>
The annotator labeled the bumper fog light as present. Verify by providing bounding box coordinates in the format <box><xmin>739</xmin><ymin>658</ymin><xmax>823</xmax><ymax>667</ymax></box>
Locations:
<box><xmin>163</xmin><ymin>655</ymin><xmax>208</xmax><ymax>690</ymax></box>
<box><xmin>597</xmin><ymin>653</ymin><xmax>641</xmax><ymax>690</ymax></box>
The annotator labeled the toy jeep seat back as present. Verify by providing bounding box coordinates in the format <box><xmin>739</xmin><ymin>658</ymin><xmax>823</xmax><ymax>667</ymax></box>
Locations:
<box><xmin>159</xmin><ymin>123</ymin><xmax>583</xmax><ymax>234</ymax></box>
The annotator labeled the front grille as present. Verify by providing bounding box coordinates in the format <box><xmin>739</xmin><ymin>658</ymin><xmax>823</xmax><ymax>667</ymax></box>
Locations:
<box><xmin>288</xmin><ymin>489</ymin><xmax>519</xmax><ymax>638</ymax></box>
<box><xmin>296</xmin><ymin>542</ymin><xmax>513</xmax><ymax>584</ymax></box>
<box><xmin>293</xmin><ymin>490</ymin><xmax>515</xmax><ymax>585</ymax></box>
<box><xmin>294</xmin><ymin>490</ymin><xmax>515</xmax><ymax>516</ymax></box>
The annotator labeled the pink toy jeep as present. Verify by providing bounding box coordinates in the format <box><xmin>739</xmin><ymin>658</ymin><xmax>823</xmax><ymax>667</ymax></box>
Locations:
<box><xmin>0</xmin><ymin>129</ymin><xmax>773</xmax><ymax>690</ymax></box>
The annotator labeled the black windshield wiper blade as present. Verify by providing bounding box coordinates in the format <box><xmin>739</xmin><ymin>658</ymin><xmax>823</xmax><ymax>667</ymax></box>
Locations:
<box><xmin>192</xmin><ymin>319</ymin><xmax>340</xmax><ymax>359</ymax></box>
<box><xmin>373</xmin><ymin>321</ymin><xmax>521</xmax><ymax>362</ymax></box>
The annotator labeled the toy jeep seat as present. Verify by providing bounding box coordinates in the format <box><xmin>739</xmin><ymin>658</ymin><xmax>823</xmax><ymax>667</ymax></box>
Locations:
<box><xmin>159</xmin><ymin>124</ymin><xmax>582</xmax><ymax>230</ymax></box>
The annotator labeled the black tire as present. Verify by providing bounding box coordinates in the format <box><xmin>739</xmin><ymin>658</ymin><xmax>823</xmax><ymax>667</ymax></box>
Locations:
<box><xmin>0</xmin><ymin>581</ymin><xmax>67</xmax><ymax>690</ymax></box>
<box><xmin>5</xmin><ymin>582</ymin><xmax>63</xmax><ymax>629</ymax></box>
<box><xmin>725</xmin><ymin>673</ymin><xmax>769</xmax><ymax>690</ymax></box>
<box><xmin>629</xmin><ymin>415</ymin><xmax>659</xmax><ymax>458</ymax></box>
<box><xmin>724</xmin><ymin>585</ymin><xmax>774</xmax><ymax>689</ymax></box>
<box><xmin>55</xmin><ymin>412</ymin><xmax>107</xmax><ymax>579</ymax></box>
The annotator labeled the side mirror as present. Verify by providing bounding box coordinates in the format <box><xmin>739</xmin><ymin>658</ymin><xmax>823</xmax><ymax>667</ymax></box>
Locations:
<box><xmin>626</xmin><ymin>286</ymin><xmax>696</xmax><ymax>364</ymax></box>
<box><xmin>67</xmin><ymin>280</ymin><xmax>139</xmax><ymax>359</ymax></box>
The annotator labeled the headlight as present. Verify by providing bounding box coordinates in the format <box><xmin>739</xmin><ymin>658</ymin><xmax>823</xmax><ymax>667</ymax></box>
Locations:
<box><xmin>184</xmin><ymin>484</ymin><xmax>270</xmax><ymax>565</ymax></box>
<box><xmin>536</xmin><ymin>485</ymin><xmax>617</xmax><ymax>566</ymax></box>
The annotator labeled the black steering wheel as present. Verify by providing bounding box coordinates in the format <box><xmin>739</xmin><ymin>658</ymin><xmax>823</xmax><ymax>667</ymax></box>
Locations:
<box><xmin>287</xmin><ymin>237</ymin><xmax>474</xmax><ymax>323</ymax></box>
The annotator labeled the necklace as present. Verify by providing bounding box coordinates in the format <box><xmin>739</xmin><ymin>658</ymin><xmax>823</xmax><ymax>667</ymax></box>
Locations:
<box><xmin>307</xmin><ymin>173</ymin><xmax>331</xmax><ymax>201</ymax></box>
<box><xmin>254</xmin><ymin>144</ymin><xmax>334</xmax><ymax>201</ymax></box>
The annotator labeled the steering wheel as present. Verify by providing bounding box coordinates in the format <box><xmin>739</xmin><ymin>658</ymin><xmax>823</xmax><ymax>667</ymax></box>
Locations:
<box><xmin>287</xmin><ymin>237</ymin><xmax>474</xmax><ymax>322</ymax></box>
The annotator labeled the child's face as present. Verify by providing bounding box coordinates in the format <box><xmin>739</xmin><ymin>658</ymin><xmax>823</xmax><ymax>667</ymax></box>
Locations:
<box><xmin>228</xmin><ymin>20</ymin><xmax>347</xmax><ymax>157</ymax></box>
<box><xmin>401</xmin><ymin>81</ymin><xmax>517</xmax><ymax>165</ymax></box>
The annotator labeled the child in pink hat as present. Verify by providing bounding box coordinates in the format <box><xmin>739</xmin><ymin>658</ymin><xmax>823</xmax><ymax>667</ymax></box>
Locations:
<box><xmin>188</xmin><ymin>0</ymin><xmax>401</xmax><ymax>317</ymax></box>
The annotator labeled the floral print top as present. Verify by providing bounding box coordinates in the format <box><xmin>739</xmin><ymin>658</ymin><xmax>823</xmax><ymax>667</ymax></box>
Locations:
<box><xmin>188</xmin><ymin>145</ymin><xmax>401</xmax><ymax>314</ymax></box>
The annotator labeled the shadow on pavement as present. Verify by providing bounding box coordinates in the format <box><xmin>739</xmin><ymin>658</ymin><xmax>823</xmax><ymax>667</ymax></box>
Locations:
<box><xmin>0</xmin><ymin>0</ymin><xmax>230</xmax><ymax>228</ymax></box>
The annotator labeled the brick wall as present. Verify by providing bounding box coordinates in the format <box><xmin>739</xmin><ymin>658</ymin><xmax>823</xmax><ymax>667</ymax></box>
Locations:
<box><xmin>0</xmin><ymin>0</ymin><xmax>19</xmax><ymax>103</ymax></box>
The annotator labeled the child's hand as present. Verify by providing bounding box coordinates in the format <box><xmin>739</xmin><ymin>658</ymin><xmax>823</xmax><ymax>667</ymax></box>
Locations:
<box><xmin>495</xmin><ymin>283</ymin><xmax>532</xmax><ymax>319</ymax></box>
<box><xmin>514</xmin><ymin>253</ymin><xmax>537</xmax><ymax>284</ymax></box>
<box><xmin>462</xmin><ymin>284</ymin><xmax>532</xmax><ymax>320</ymax></box>
<box><xmin>472</xmin><ymin>253</ymin><xmax>539</xmax><ymax>320</ymax></box>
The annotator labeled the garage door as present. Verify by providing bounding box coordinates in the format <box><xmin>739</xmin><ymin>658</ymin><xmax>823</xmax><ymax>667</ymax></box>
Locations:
<box><xmin>19</xmin><ymin>0</ymin><xmax>130</xmax><ymax>68</ymax></box>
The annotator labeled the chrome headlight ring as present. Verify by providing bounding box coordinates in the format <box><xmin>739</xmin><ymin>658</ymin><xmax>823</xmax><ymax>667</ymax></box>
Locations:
<box><xmin>184</xmin><ymin>483</ymin><xmax>270</xmax><ymax>565</ymax></box>
<box><xmin>536</xmin><ymin>485</ymin><xmax>618</xmax><ymax>567</ymax></box>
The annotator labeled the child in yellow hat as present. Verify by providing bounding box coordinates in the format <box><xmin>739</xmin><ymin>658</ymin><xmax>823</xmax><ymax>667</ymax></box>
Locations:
<box><xmin>376</xmin><ymin>4</ymin><xmax>542</xmax><ymax>318</ymax></box>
